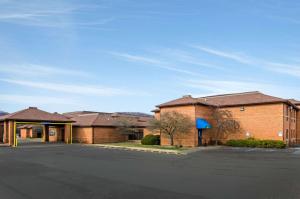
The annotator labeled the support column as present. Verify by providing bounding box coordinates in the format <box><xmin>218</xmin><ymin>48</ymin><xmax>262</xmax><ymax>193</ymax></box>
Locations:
<box><xmin>42</xmin><ymin>125</ymin><xmax>49</xmax><ymax>142</ymax></box>
<box><xmin>7</xmin><ymin>120</ymin><xmax>15</xmax><ymax>146</ymax></box>
<box><xmin>3</xmin><ymin>121</ymin><xmax>7</xmax><ymax>143</ymax></box>
<box><xmin>64</xmin><ymin>123</ymin><xmax>72</xmax><ymax>144</ymax></box>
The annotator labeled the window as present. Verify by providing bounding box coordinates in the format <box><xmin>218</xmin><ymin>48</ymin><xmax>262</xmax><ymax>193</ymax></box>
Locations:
<box><xmin>293</xmin><ymin>130</ymin><xmax>295</xmax><ymax>138</ymax></box>
<box><xmin>286</xmin><ymin>129</ymin><xmax>289</xmax><ymax>140</ymax></box>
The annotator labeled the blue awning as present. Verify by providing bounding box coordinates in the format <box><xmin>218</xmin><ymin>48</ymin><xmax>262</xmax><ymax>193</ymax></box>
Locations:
<box><xmin>196</xmin><ymin>118</ymin><xmax>212</xmax><ymax>129</ymax></box>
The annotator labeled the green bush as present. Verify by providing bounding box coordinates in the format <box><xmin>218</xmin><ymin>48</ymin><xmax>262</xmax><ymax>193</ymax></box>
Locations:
<box><xmin>226</xmin><ymin>138</ymin><xmax>286</xmax><ymax>149</ymax></box>
<box><xmin>141</xmin><ymin>135</ymin><xmax>160</xmax><ymax>145</ymax></box>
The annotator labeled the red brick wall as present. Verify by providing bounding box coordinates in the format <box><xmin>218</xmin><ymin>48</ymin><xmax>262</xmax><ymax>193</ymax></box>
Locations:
<box><xmin>72</xmin><ymin>127</ymin><xmax>93</xmax><ymax>144</ymax></box>
<box><xmin>20</xmin><ymin>129</ymin><xmax>28</xmax><ymax>139</ymax></box>
<box><xmin>159</xmin><ymin>105</ymin><xmax>197</xmax><ymax>147</ymax></box>
<box><xmin>220</xmin><ymin>104</ymin><xmax>284</xmax><ymax>142</ymax></box>
<box><xmin>93</xmin><ymin>127</ymin><xmax>128</xmax><ymax>144</ymax></box>
<box><xmin>143</xmin><ymin>128</ymin><xmax>160</xmax><ymax>136</ymax></box>
<box><xmin>48</xmin><ymin>127</ymin><xmax>64</xmax><ymax>142</ymax></box>
<box><xmin>195</xmin><ymin>105</ymin><xmax>214</xmax><ymax>145</ymax></box>
<box><xmin>157</xmin><ymin>102</ymin><xmax>291</xmax><ymax>147</ymax></box>
<box><xmin>283</xmin><ymin>104</ymin><xmax>297</xmax><ymax>145</ymax></box>
<box><xmin>297</xmin><ymin>110</ymin><xmax>300</xmax><ymax>144</ymax></box>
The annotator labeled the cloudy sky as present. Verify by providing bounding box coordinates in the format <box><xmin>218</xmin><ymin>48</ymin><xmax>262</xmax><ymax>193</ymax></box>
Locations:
<box><xmin>0</xmin><ymin>0</ymin><xmax>300</xmax><ymax>113</ymax></box>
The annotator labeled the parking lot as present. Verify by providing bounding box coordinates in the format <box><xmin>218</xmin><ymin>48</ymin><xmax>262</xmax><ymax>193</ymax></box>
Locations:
<box><xmin>0</xmin><ymin>144</ymin><xmax>300</xmax><ymax>199</ymax></box>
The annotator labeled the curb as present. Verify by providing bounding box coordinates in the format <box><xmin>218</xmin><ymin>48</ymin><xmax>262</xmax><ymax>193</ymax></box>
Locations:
<box><xmin>184</xmin><ymin>146</ymin><xmax>224</xmax><ymax>154</ymax></box>
<box><xmin>85</xmin><ymin>144</ymin><xmax>186</xmax><ymax>155</ymax></box>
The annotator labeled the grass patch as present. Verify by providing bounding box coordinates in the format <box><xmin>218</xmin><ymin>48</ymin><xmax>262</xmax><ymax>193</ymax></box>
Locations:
<box><xmin>105</xmin><ymin>142</ymin><xmax>188</xmax><ymax>151</ymax></box>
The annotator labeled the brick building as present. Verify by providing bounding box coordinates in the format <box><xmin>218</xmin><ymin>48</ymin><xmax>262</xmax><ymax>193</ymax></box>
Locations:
<box><xmin>18</xmin><ymin>125</ymin><xmax>42</xmax><ymax>139</ymax></box>
<box><xmin>63</xmin><ymin>111</ymin><xmax>152</xmax><ymax>144</ymax></box>
<box><xmin>152</xmin><ymin>91</ymin><xmax>300</xmax><ymax>147</ymax></box>
<box><xmin>0</xmin><ymin>107</ymin><xmax>73</xmax><ymax>146</ymax></box>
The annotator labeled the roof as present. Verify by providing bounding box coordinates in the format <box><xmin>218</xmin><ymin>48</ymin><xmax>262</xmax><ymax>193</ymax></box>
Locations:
<box><xmin>157</xmin><ymin>91</ymin><xmax>299</xmax><ymax>109</ymax></box>
<box><xmin>63</xmin><ymin>111</ymin><xmax>103</xmax><ymax>118</ymax></box>
<box><xmin>289</xmin><ymin>99</ymin><xmax>300</xmax><ymax>105</ymax></box>
<box><xmin>17</xmin><ymin>124</ymin><xmax>42</xmax><ymax>129</ymax></box>
<box><xmin>151</xmin><ymin>109</ymin><xmax>160</xmax><ymax>113</ymax></box>
<box><xmin>0</xmin><ymin>107</ymin><xmax>74</xmax><ymax>122</ymax></box>
<box><xmin>64</xmin><ymin>112</ymin><xmax>153</xmax><ymax>127</ymax></box>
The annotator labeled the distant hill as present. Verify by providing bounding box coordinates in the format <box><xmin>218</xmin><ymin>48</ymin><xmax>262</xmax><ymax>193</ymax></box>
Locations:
<box><xmin>116</xmin><ymin>112</ymin><xmax>153</xmax><ymax>117</ymax></box>
<box><xmin>0</xmin><ymin>111</ymin><xmax>8</xmax><ymax>116</ymax></box>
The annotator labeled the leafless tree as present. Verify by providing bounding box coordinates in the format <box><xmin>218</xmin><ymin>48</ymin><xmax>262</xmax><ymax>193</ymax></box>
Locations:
<box><xmin>148</xmin><ymin>111</ymin><xmax>193</xmax><ymax>146</ymax></box>
<box><xmin>115</xmin><ymin>117</ymin><xmax>140</xmax><ymax>135</ymax></box>
<box><xmin>211</xmin><ymin>108</ymin><xmax>241</xmax><ymax>145</ymax></box>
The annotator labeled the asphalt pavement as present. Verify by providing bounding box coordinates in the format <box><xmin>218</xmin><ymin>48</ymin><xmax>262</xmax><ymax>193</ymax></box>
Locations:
<box><xmin>0</xmin><ymin>143</ymin><xmax>300</xmax><ymax>199</ymax></box>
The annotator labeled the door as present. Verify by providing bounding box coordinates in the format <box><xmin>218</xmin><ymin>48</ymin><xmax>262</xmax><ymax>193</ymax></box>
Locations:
<box><xmin>198</xmin><ymin>129</ymin><xmax>202</xmax><ymax>146</ymax></box>
<box><xmin>0</xmin><ymin>125</ymin><xmax>3</xmax><ymax>143</ymax></box>
<box><xmin>60</xmin><ymin>128</ymin><xmax>65</xmax><ymax>142</ymax></box>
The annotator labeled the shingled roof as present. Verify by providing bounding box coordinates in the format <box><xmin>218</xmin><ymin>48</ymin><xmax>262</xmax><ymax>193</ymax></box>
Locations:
<box><xmin>157</xmin><ymin>91</ymin><xmax>299</xmax><ymax>109</ymax></box>
<box><xmin>64</xmin><ymin>112</ymin><xmax>152</xmax><ymax>127</ymax></box>
<box><xmin>0</xmin><ymin>107</ymin><xmax>73</xmax><ymax>122</ymax></box>
<box><xmin>289</xmin><ymin>99</ymin><xmax>300</xmax><ymax>105</ymax></box>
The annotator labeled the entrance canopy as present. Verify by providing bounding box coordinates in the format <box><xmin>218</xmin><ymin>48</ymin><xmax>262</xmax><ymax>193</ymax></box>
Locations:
<box><xmin>0</xmin><ymin>107</ymin><xmax>74</xmax><ymax>147</ymax></box>
<box><xmin>0</xmin><ymin>107</ymin><xmax>73</xmax><ymax>123</ymax></box>
<box><xmin>196</xmin><ymin>118</ymin><xmax>211</xmax><ymax>129</ymax></box>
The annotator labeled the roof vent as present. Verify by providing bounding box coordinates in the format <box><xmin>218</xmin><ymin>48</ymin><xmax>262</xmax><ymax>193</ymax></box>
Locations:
<box><xmin>29</xmin><ymin>107</ymin><xmax>37</xmax><ymax>109</ymax></box>
<box><xmin>183</xmin><ymin>95</ymin><xmax>192</xmax><ymax>98</ymax></box>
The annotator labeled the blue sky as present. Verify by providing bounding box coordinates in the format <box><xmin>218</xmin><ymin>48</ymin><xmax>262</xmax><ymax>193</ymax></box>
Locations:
<box><xmin>0</xmin><ymin>0</ymin><xmax>300</xmax><ymax>113</ymax></box>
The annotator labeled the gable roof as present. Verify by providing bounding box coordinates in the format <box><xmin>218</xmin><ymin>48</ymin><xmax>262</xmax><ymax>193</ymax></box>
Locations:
<box><xmin>157</xmin><ymin>91</ymin><xmax>299</xmax><ymax>109</ymax></box>
<box><xmin>64</xmin><ymin>112</ymin><xmax>153</xmax><ymax>127</ymax></box>
<box><xmin>289</xmin><ymin>99</ymin><xmax>300</xmax><ymax>105</ymax></box>
<box><xmin>0</xmin><ymin>107</ymin><xmax>73</xmax><ymax>122</ymax></box>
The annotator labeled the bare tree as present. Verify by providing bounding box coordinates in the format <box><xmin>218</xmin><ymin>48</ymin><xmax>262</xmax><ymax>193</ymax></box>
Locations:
<box><xmin>148</xmin><ymin>111</ymin><xmax>193</xmax><ymax>146</ymax></box>
<box><xmin>115</xmin><ymin>117</ymin><xmax>140</xmax><ymax>135</ymax></box>
<box><xmin>211</xmin><ymin>108</ymin><xmax>241</xmax><ymax>145</ymax></box>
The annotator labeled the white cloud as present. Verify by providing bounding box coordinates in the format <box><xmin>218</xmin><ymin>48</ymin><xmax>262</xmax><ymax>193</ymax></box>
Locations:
<box><xmin>184</xmin><ymin>79</ymin><xmax>298</xmax><ymax>98</ymax></box>
<box><xmin>110</xmin><ymin>52</ymin><xmax>203</xmax><ymax>76</ymax></box>
<box><xmin>109</xmin><ymin>52</ymin><xmax>166</xmax><ymax>65</ymax></box>
<box><xmin>0</xmin><ymin>1</ymin><xmax>113</xmax><ymax>28</ymax></box>
<box><xmin>190</xmin><ymin>45</ymin><xmax>252</xmax><ymax>64</ymax></box>
<box><xmin>0</xmin><ymin>64</ymin><xmax>91</xmax><ymax>77</ymax></box>
<box><xmin>0</xmin><ymin>79</ymin><xmax>142</xmax><ymax>96</ymax></box>
<box><xmin>0</xmin><ymin>94</ymin><xmax>80</xmax><ymax>105</ymax></box>
<box><xmin>191</xmin><ymin>45</ymin><xmax>300</xmax><ymax>79</ymax></box>
<box><xmin>153</xmin><ymin>48</ymin><xmax>223</xmax><ymax>69</ymax></box>
<box><xmin>263</xmin><ymin>62</ymin><xmax>300</xmax><ymax>78</ymax></box>
<box><xmin>185</xmin><ymin>79</ymin><xmax>265</xmax><ymax>94</ymax></box>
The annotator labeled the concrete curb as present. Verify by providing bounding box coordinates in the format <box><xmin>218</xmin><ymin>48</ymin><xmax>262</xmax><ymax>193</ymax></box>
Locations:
<box><xmin>84</xmin><ymin>144</ymin><xmax>224</xmax><ymax>155</ymax></box>
<box><xmin>184</xmin><ymin>146</ymin><xmax>224</xmax><ymax>154</ymax></box>
<box><xmin>85</xmin><ymin>144</ymin><xmax>186</xmax><ymax>155</ymax></box>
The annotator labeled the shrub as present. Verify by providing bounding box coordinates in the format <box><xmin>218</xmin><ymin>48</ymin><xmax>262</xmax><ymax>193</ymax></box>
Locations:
<box><xmin>226</xmin><ymin>138</ymin><xmax>286</xmax><ymax>149</ymax></box>
<box><xmin>141</xmin><ymin>135</ymin><xmax>160</xmax><ymax>145</ymax></box>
